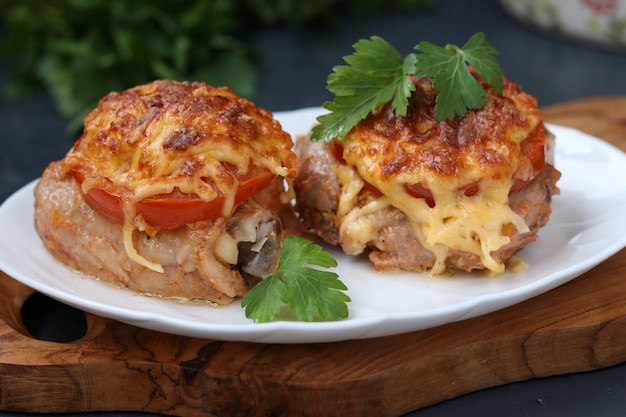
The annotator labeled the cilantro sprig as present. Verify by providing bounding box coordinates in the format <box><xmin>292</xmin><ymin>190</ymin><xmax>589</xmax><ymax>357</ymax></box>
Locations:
<box><xmin>311</xmin><ymin>32</ymin><xmax>504</xmax><ymax>143</ymax></box>
<box><xmin>242</xmin><ymin>235</ymin><xmax>350</xmax><ymax>322</ymax></box>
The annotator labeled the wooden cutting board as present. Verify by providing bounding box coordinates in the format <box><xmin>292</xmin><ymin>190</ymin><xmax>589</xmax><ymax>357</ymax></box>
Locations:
<box><xmin>1</xmin><ymin>97</ymin><xmax>625</xmax><ymax>417</ymax></box>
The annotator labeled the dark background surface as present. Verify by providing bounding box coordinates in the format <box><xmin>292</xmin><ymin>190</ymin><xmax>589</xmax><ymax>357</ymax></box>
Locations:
<box><xmin>2</xmin><ymin>0</ymin><xmax>626</xmax><ymax>416</ymax></box>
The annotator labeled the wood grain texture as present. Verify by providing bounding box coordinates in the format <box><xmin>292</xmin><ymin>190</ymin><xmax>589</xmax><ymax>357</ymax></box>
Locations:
<box><xmin>1</xmin><ymin>97</ymin><xmax>625</xmax><ymax>417</ymax></box>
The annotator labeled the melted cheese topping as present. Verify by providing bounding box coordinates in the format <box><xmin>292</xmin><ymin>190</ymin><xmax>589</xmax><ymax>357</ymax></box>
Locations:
<box><xmin>62</xmin><ymin>80</ymin><xmax>298</xmax><ymax>271</ymax></box>
<box><xmin>336</xmin><ymin>76</ymin><xmax>543</xmax><ymax>274</ymax></box>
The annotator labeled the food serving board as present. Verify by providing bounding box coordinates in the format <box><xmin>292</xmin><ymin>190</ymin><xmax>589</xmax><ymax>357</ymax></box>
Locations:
<box><xmin>1</xmin><ymin>97</ymin><xmax>626</xmax><ymax>417</ymax></box>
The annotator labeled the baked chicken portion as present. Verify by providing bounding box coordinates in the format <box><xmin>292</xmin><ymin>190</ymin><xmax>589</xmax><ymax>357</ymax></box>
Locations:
<box><xmin>34</xmin><ymin>80</ymin><xmax>298</xmax><ymax>304</ymax></box>
<box><xmin>294</xmin><ymin>75</ymin><xmax>560</xmax><ymax>274</ymax></box>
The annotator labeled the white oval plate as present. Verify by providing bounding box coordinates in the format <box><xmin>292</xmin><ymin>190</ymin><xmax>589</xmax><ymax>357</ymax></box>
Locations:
<box><xmin>1</xmin><ymin>108</ymin><xmax>625</xmax><ymax>343</ymax></box>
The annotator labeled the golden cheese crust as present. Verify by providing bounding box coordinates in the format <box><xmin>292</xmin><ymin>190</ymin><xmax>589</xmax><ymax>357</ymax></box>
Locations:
<box><xmin>63</xmin><ymin>80</ymin><xmax>298</xmax><ymax>205</ymax></box>
<box><xmin>343</xmin><ymin>76</ymin><xmax>543</xmax><ymax>191</ymax></box>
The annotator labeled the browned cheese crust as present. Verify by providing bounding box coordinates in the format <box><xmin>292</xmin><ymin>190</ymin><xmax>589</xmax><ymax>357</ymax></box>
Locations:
<box><xmin>349</xmin><ymin>77</ymin><xmax>541</xmax><ymax>183</ymax></box>
<box><xmin>67</xmin><ymin>80</ymin><xmax>298</xmax><ymax>207</ymax></box>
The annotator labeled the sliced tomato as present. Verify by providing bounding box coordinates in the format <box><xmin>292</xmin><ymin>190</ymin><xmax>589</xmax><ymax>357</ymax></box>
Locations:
<box><xmin>403</xmin><ymin>182</ymin><xmax>479</xmax><ymax>208</ymax></box>
<box><xmin>510</xmin><ymin>123</ymin><xmax>546</xmax><ymax>194</ymax></box>
<box><xmin>329</xmin><ymin>139</ymin><xmax>346</xmax><ymax>164</ymax></box>
<box><xmin>404</xmin><ymin>183</ymin><xmax>435</xmax><ymax>208</ymax></box>
<box><xmin>72</xmin><ymin>168</ymin><xmax>276</xmax><ymax>228</ymax></box>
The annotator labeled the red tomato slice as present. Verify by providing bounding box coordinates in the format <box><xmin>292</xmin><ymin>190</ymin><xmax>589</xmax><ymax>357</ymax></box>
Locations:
<box><xmin>404</xmin><ymin>183</ymin><xmax>435</xmax><ymax>207</ymax></box>
<box><xmin>72</xmin><ymin>169</ymin><xmax>276</xmax><ymax>228</ymax></box>
<box><xmin>329</xmin><ymin>139</ymin><xmax>346</xmax><ymax>164</ymax></box>
<box><xmin>510</xmin><ymin>123</ymin><xmax>546</xmax><ymax>194</ymax></box>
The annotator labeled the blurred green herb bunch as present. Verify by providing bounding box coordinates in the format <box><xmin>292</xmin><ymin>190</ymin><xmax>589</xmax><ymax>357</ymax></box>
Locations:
<box><xmin>0</xmin><ymin>0</ymin><xmax>435</xmax><ymax>131</ymax></box>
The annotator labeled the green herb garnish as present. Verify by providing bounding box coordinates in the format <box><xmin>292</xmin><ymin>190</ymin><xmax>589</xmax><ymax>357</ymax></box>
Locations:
<box><xmin>311</xmin><ymin>32</ymin><xmax>503</xmax><ymax>143</ymax></box>
<box><xmin>242</xmin><ymin>235</ymin><xmax>350</xmax><ymax>323</ymax></box>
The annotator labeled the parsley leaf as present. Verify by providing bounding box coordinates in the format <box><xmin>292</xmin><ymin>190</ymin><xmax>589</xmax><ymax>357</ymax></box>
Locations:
<box><xmin>242</xmin><ymin>235</ymin><xmax>350</xmax><ymax>322</ymax></box>
<box><xmin>415</xmin><ymin>32</ymin><xmax>503</xmax><ymax>121</ymax></box>
<box><xmin>311</xmin><ymin>36</ymin><xmax>416</xmax><ymax>144</ymax></box>
<box><xmin>310</xmin><ymin>32</ymin><xmax>503</xmax><ymax>143</ymax></box>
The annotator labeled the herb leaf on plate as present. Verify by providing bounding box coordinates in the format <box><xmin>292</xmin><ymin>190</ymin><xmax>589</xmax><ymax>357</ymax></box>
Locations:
<box><xmin>242</xmin><ymin>235</ymin><xmax>350</xmax><ymax>323</ymax></box>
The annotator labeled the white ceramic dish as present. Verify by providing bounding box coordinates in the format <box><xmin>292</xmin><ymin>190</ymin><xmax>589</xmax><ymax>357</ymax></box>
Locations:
<box><xmin>0</xmin><ymin>108</ymin><xmax>625</xmax><ymax>343</ymax></box>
